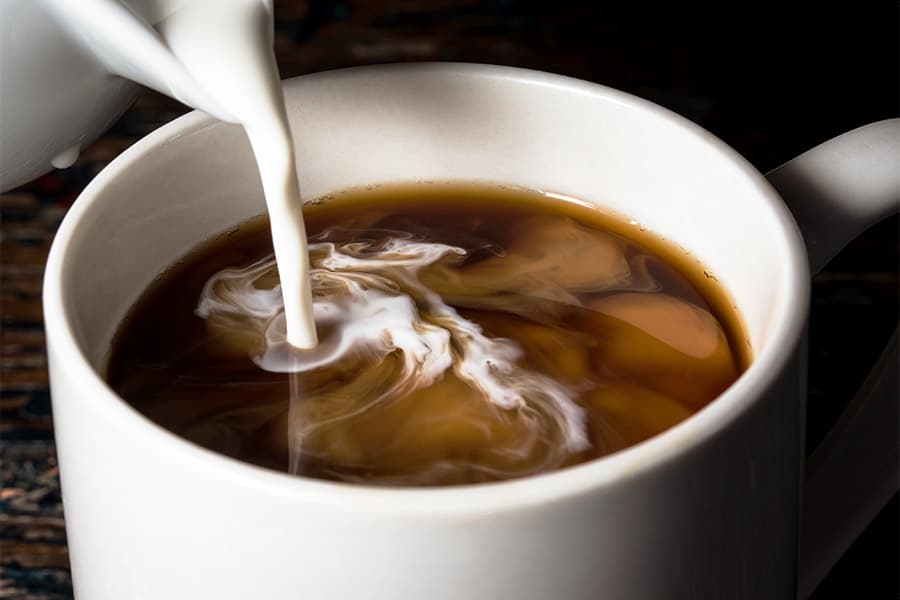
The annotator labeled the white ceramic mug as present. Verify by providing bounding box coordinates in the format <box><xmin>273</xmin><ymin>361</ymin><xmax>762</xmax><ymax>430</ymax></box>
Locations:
<box><xmin>43</xmin><ymin>64</ymin><xmax>899</xmax><ymax>599</ymax></box>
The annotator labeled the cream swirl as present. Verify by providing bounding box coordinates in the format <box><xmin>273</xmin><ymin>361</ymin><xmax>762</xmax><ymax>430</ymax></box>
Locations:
<box><xmin>196</xmin><ymin>231</ymin><xmax>595</xmax><ymax>476</ymax></box>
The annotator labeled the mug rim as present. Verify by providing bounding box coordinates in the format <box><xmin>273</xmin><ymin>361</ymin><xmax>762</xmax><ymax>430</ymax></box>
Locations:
<box><xmin>43</xmin><ymin>62</ymin><xmax>811</xmax><ymax>513</ymax></box>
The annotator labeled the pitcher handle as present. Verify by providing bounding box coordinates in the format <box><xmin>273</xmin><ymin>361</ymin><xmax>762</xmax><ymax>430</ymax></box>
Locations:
<box><xmin>766</xmin><ymin>119</ymin><xmax>900</xmax><ymax>599</ymax></box>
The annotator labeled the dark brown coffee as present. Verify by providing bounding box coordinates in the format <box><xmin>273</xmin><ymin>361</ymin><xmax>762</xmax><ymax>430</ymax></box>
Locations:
<box><xmin>106</xmin><ymin>183</ymin><xmax>750</xmax><ymax>486</ymax></box>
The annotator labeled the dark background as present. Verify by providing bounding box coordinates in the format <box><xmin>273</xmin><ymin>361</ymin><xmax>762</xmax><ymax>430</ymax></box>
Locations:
<box><xmin>1</xmin><ymin>1</ymin><xmax>897</xmax><ymax>597</ymax></box>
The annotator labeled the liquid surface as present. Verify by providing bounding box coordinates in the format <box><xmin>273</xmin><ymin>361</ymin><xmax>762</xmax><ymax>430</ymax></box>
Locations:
<box><xmin>107</xmin><ymin>183</ymin><xmax>750</xmax><ymax>486</ymax></box>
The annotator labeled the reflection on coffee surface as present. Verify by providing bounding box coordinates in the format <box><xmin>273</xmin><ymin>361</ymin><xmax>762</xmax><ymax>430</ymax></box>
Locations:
<box><xmin>107</xmin><ymin>183</ymin><xmax>750</xmax><ymax>486</ymax></box>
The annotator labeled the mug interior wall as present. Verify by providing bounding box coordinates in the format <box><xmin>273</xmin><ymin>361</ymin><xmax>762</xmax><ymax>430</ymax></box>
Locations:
<box><xmin>60</xmin><ymin>67</ymin><xmax>790</xmax><ymax>372</ymax></box>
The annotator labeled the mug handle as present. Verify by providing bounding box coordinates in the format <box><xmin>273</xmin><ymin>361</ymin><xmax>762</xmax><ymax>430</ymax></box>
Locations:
<box><xmin>766</xmin><ymin>118</ymin><xmax>900</xmax><ymax>599</ymax></box>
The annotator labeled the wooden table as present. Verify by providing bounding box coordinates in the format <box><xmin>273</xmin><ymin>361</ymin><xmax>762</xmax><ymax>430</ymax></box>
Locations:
<box><xmin>2</xmin><ymin>2</ymin><xmax>897</xmax><ymax>598</ymax></box>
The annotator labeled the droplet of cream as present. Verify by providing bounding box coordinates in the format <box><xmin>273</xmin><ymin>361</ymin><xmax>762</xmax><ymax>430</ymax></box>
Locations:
<box><xmin>51</xmin><ymin>145</ymin><xmax>80</xmax><ymax>169</ymax></box>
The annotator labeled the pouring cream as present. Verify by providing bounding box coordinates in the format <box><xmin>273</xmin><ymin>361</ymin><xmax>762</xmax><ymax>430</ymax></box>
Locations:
<box><xmin>156</xmin><ymin>0</ymin><xmax>318</xmax><ymax>347</ymax></box>
<box><xmin>41</xmin><ymin>0</ymin><xmax>318</xmax><ymax>347</ymax></box>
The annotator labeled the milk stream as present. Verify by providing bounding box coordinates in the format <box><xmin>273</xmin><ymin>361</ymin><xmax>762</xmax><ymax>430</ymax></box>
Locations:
<box><xmin>156</xmin><ymin>0</ymin><xmax>318</xmax><ymax>348</ymax></box>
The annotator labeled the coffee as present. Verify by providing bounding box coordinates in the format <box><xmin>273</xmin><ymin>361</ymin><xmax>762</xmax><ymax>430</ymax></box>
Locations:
<box><xmin>106</xmin><ymin>182</ymin><xmax>749</xmax><ymax>486</ymax></box>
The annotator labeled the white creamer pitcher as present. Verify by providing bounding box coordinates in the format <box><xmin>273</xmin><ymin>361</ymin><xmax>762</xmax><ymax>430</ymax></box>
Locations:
<box><xmin>0</xmin><ymin>0</ymin><xmax>271</xmax><ymax>191</ymax></box>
